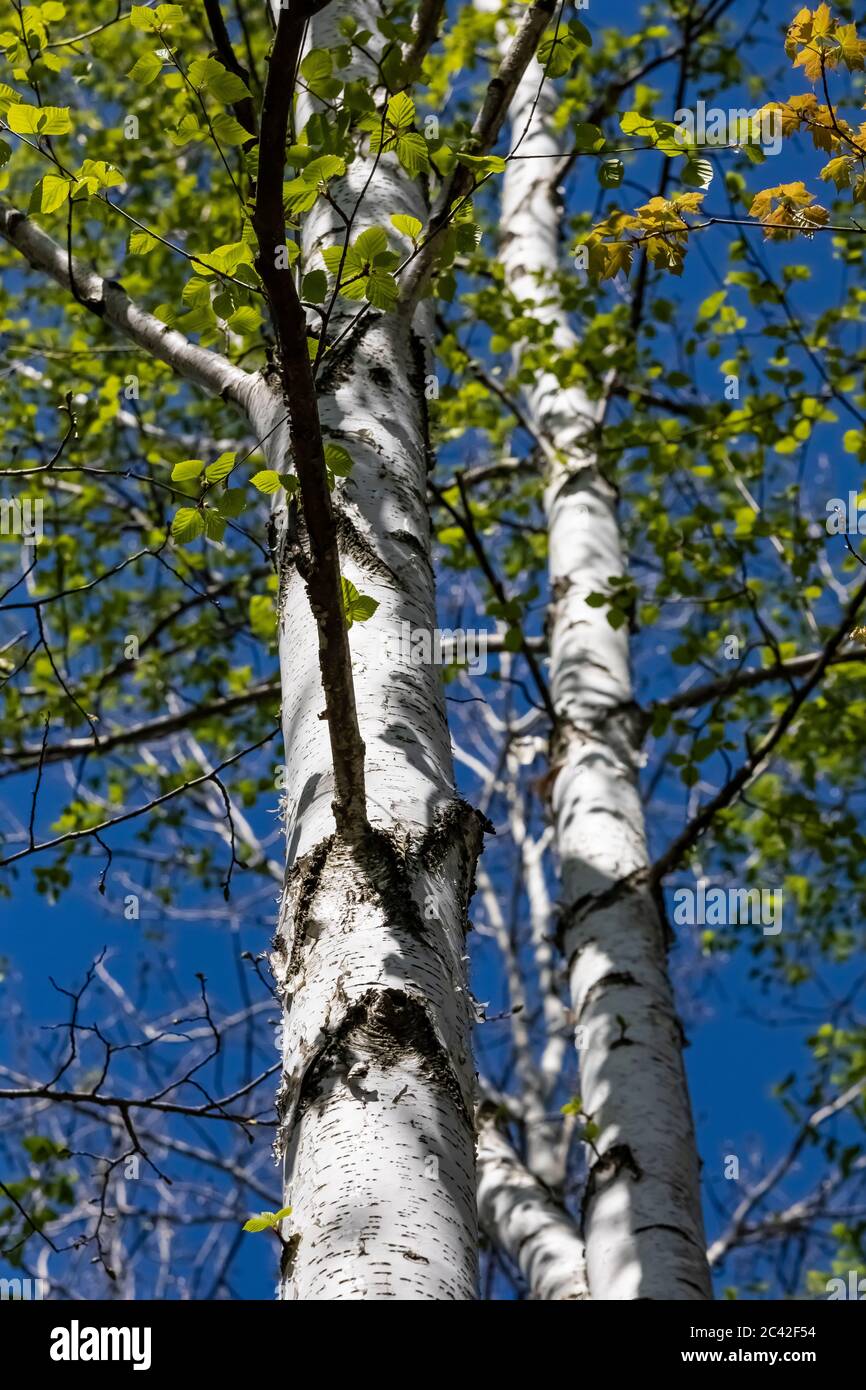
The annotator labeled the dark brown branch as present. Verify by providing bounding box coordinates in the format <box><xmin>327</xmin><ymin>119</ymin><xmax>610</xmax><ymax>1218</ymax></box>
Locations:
<box><xmin>399</xmin><ymin>0</ymin><xmax>557</xmax><ymax>309</ymax></box>
<box><xmin>251</xmin><ymin>0</ymin><xmax>368</xmax><ymax>839</ymax></box>
<box><xmin>202</xmin><ymin>0</ymin><xmax>258</xmax><ymax>139</ymax></box>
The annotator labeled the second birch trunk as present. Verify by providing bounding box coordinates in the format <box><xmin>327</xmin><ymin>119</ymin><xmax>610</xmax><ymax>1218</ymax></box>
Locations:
<box><xmin>490</xmin><ymin>20</ymin><xmax>711</xmax><ymax>1300</ymax></box>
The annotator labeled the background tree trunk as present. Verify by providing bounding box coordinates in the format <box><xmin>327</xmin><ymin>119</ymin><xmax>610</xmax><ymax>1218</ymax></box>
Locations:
<box><xmin>477</xmin><ymin>1114</ymin><xmax>587</xmax><ymax>1300</ymax></box>
<box><xmin>487</xmin><ymin>19</ymin><xmax>712</xmax><ymax>1300</ymax></box>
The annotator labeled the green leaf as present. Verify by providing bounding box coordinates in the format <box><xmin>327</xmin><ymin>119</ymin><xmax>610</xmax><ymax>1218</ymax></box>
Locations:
<box><xmin>211</xmin><ymin>112</ymin><xmax>251</xmax><ymax>147</ymax></box>
<box><xmin>353</xmin><ymin>226</ymin><xmax>389</xmax><ymax>261</ymax></box>
<box><xmin>182</xmin><ymin>276</ymin><xmax>212</xmax><ymax>308</ymax></box>
<box><xmin>205</xmin><ymin>453</ymin><xmax>236</xmax><ymax>482</ymax></box>
<box><xmin>321</xmin><ymin>245</ymin><xmax>347</xmax><ymax>276</ymax></box>
<box><xmin>130</xmin><ymin>3</ymin><xmax>159</xmax><ymax>27</ymax></box>
<box><xmin>571</xmin><ymin>123</ymin><xmax>605</xmax><ymax>152</ymax></box>
<box><xmin>598</xmin><ymin>157</ymin><xmax>624</xmax><ymax>188</ymax></box>
<box><xmin>208</xmin><ymin>68</ymin><xmax>251</xmax><ymax>104</ymax></box>
<box><xmin>197</xmin><ymin>241</ymin><xmax>254</xmax><ymax>276</ymax></box>
<box><xmin>302</xmin><ymin>269</ymin><xmax>328</xmax><ymax>304</ymax></box>
<box><xmin>226</xmin><ymin>305</ymin><xmax>261</xmax><ymax>334</ymax></box>
<box><xmin>75</xmin><ymin>159</ymin><xmax>124</xmax><ymax>194</ymax></box>
<box><xmin>299</xmin><ymin>49</ymin><xmax>341</xmax><ymax>99</ymax></box>
<box><xmin>283</xmin><ymin>178</ymin><xmax>319</xmax><ymax>214</ymax></box>
<box><xmin>0</xmin><ymin>139</ymin><xmax>11</xmax><ymax>169</ymax></box>
<box><xmin>341</xmin><ymin>576</ymin><xmax>379</xmax><ymax>628</ymax></box>
<box><xmin>128</xmin><ymin>52</ymin><xmax>163</xmax><ymax>85</ymax></box>
<box><xmin>249</xmin><ymin>594</ymin><xmax>274</xmax><ymax>641</ymax></box>
<box><xmin>215</xmin><ymin>488</ymin><xmax>246</xmax><ymax>518</ymax></box>
<box><xmin>187</xmin><ymin>56</ymin><xmax>249</xmax><ymax>103</ymax></box>
<box><xmin>40</xmin><ymin>174</ymin><xmax>69</xmax><ymax>214</ymax></box>
<box><xmin>538</xmin><ymin>33</ymin><xmax>584</xmax><ymax>77</ymax></box>
<box><xmin>698</xmin><ymin>290</ymin><xmax>726</xmax><ymax>320</ymax></box>
<box><xmin>365</xmin><ymin>270</ymin><xmax>398</xmax><ymax>310</ymax></box>
<box><xmin>171</xmin><ymin>459</ymin><xmax>204</xmax><ymax>482</ymax></box>
<box><xmin>130</xmin><ymin>3</ymin><xmax>183</xmax><ymax>29</ymax></box>
<box><xmin>396</xmin><ymin>132</ymin><xmax>429</xmax><ymax>175</ymax></box>
<box><xmin>456</xmin><ymin>152</ymin><xmax>507</xmax><ymax>176</ymax></box>
<box><xmin>37</xmin><ymin>106</ymin><xmax>73</xmax><ymax>134</ymax></box>
<box><xmin>386</xmin><ymin>91</ymin><xmax>415</xmax><ymax>132</ymax></box>
<box><xmin>204</xmin><ymin>510</ymin><xmax>226</xmax><ymax>542</ymax></box>
<box><xmin>683</xmin><ymin>157</ymin><xmax>713</xmax><ymax>189</ymax></box>
<box><xmin>7</xmin><ymin>103</ymin><xmax>71</xmax><ymax>135</ymax></box>
<box><xmin>303</xmin><ymin>154</ymin><xmax>346</xmax><ymax>185</ymax></box>
<box><xmin>390</xmin><ymin>213</ymin><xmax>422</xmax><ymax>240</ymax></box>
<box><xmin>171</xmin><ymin>507</ymin><xmax>204</xmax><ymax>544</ymax></box>
<box><xmin>250</xmin><ymin>470</ymin><xmax>282</xmax><ymax>494</ymax></box>
<box><xmin>324</xmin><ymin>443</ymin><xmax>353</xmax><ymax>476</ymax></box>
<box><xmin>242</xmin><ymin>1212</ymin><xmax>278</xmax><ymax>1233</ymax></box>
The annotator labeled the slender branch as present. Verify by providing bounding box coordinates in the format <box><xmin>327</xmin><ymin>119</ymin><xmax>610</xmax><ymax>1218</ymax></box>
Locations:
<box><xmin>707</xmin><ymin>1080</ymin><xmax>865</xmax><ymax>1268</ymax></box>
<box><xmin>0</xmin><ymin>1069</ymin><xmax>280</xmax><ymax>1126</ymax></box>
<box><xmin>655</xmin><ymin>645</ymin><xmax>866</xmax><ymax>716</ymax></box>
<box><xmin>251</xmin><ymin>0</ymin><xmax>368</xmax><ymax>838</ymax></box>
<box><xmin>401</xmin><ymin>0</ymin><xmax>446</xmax><ymax>83</ymax></box>
<box><xmin>651</xmin><ymin>578</ymin><xmax>866</xmax><ymax>883</ymax></box>
<box><xmin>0</xmin><ymin>727</ymin><xmax>278</xmax><ymax>867</ymax></box>
<box><xmin>0</xmin><ymin>680</ymin><xmax>279</xmax><ymax>776</ymax></box>
<box><xmin>430</xmin><ymin>477</ymin><xmax>556</xmax><ymax>723</ymax></box>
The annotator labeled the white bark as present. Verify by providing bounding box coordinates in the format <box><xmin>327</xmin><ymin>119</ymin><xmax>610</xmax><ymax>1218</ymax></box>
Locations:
<box><xmin>264</xmin><ymin>0</ymin><xmax>483</xmax><ymax>1300</ymax></box>
<box><xmin>483</xmin><ymin>8</ymin><xmax>711</xmax><ymax>1299</ymax></box>
<box><xmin>477</xmin><ymin>1118</ymin><xmax>587</xmax><ymax>1300</ymax></box>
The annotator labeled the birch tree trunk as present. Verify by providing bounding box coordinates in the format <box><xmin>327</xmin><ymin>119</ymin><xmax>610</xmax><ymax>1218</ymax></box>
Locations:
<box><xmin>262</xmin><ymin>0</ymin><xmax>485</xmax><ymax>1300</ymax></box>
<box><xmin>487</xmin><ymin>20</ymin><xmax>712</xmax><ymax>1300</ymax></box>
<box><xmin>477</xmin><ymin>1114</ymin><xmax>587</xmax><ymax>1300</ymax></box>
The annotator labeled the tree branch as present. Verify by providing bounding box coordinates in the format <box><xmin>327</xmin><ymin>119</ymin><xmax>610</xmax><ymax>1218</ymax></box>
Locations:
<box><xmin>0</xmin><ymin>680</ymin><xmax>280</xmax><ymax>777</ymax></box>
<box><xmin>399</xmin><ymin>0</ymin><xmax>557</xmax><ymax>310</ymax></box>
<box><xmin>251</xmin><ymin>0</ymin><xmax>368</xmax><ymax>839</ymax></box>
<box><xmin>202</xmin><ymin>0</ymin><xmax>258</xmax><ymax>139</ymax></box>
<box><xmin>0</xmin><ymin>727</ymin><xmax>278</xmax><ymax>867</ymax></box>
<box><xmin>401</xmin><ymin>0</ymin><xmax>446</xmax><ymax>83</ymax></box>
<box><xmin>651</xmin><ymin>579</ymin><xmax>866</xmax><ymax>884</ymax></box>
<box><xmin>655</xmin><ymin>645</ymin><xmax>866</xmax><ymax>716</ymax></box>
<box><xmin>0</xmin><ymin>201</ymin><xmax>257</xmax><ymax>412</ymax></box>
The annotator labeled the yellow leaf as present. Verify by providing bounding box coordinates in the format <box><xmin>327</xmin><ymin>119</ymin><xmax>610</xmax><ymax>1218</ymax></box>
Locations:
<box><xmin>837</xmin><ymin>23</ymin><xmax>866</xmax><ymax>71</ymax></box>
<box><xmin>811</xmin><ymin>3</ymin><xmax>835</xmax><ymax>39</ymax></box>
<box><xmin>601</xmin><ymin>242</ymin><xmax>633</xmax><ymax>280</ymax></box>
